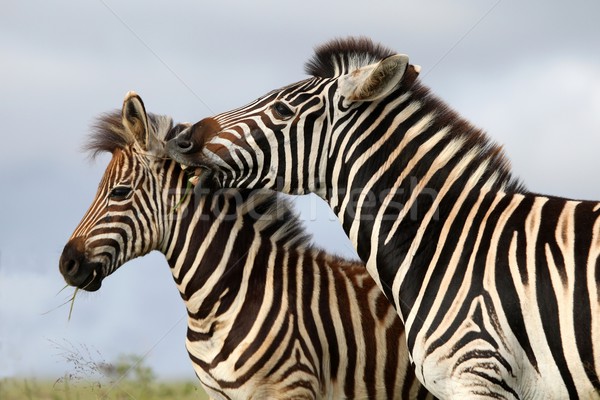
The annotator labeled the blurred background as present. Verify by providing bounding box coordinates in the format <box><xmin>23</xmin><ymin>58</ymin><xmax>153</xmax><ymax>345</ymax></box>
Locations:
<box><xmin>1</xmin><ymin>0</ymin><xmax>599</xmax><ymax>382</ymax></box>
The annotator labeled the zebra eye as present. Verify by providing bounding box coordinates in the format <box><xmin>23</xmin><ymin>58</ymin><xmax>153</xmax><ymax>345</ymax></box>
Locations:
<box><xmin>272</xmin><ymin>101</ymin><xmax>295</xmax><ymax>120</ymax></box>
<box><xmin>109</xmin><ymin>186</ymin><xmax>132</xmax><ymax>199</ymax></box>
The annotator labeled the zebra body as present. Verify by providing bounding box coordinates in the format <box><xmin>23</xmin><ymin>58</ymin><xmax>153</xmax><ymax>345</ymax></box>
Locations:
<box><xmin>59</xmin><ymin>94</ymin><xmax>433</xmax><ymax>399</ymax></box>
<box><xmin>166</xmin><ymin>38</ymin><xmax>600</xmax><ymax>398</ymax></box>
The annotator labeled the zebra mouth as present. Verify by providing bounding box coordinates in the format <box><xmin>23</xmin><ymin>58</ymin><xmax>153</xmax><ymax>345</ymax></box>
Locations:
<box><xmin>59</xmin><ymin>238</ymin><xmax>106</xmax><ymax>291</ymax></box>
<box><xmin>185</xmin><ymin>166</ymin><xmax>220</xmax><ymax>189</ymax></box>
<box><xmin>77</xmin><ymin>265</ymin><xmax>103</xmax><ymax>292</ymax></box>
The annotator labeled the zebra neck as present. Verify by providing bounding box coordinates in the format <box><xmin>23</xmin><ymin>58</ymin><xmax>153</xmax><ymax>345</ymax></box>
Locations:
<box><xmin>162</xmin><ymin>189</ymin><xmax>311</xmax><ymax>335</ymax></box>
<box><xmin>324</xmin><ymin>84</ymin><xmax>524</xmax><ymax>304</ymax></box>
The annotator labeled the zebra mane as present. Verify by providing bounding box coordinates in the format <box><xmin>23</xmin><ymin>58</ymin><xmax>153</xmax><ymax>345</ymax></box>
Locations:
<box><xmin>238</xmin><ymin>190</ymin><xmax>314</xmax><ymax>249</ymax></box>
<box><xmin>406</xmin><ymin>83</ymin><xmax>527</xmax><ymax>194</ymax></box>
<box><xmin>85</xmin><ymin>110</ymin><xmax>174</xmax><ymax>158</ymax></box>
<box><xmin>305</xmin><ymin>36</ymin><xmax>396</xmax><ymax>78</ymax></box>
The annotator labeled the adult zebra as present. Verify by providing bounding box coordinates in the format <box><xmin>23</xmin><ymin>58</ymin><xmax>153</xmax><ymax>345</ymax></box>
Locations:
<box><xmin>167</xmin><ymin>37</ymin><xmax>600</xmax><ymax>399</ymax></box>
<box><xmin>59</xmin><ymin>93</ymin><xmax>433</xmax><ymax>400</ymax></box>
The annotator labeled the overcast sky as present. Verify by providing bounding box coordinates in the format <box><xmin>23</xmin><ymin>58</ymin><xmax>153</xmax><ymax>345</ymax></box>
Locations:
<box><xmin>1</xmin><ymin>0</ymin><xmax>599</xmax><ymax>381</ymax></box>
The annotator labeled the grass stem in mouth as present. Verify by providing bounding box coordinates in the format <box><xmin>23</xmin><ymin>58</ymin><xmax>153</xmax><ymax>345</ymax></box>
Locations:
<box><xmin>40</xmin><ymin>285</ymin><xmax>75</xmax><ymax>316</ymax></box>
<box><xmin>67</xmin><ymin>270</ymin><xmax>99</xmax><ymax>320</ymax></box>
<box><xmin>57</xmin><ymin>283</ymin><xmax>70</xmax><ymax>295</ymax></box>
<box><xmin>68</xmin><ymin>287</ymin><xmax>80</xmax><ymax>322</ymax></box>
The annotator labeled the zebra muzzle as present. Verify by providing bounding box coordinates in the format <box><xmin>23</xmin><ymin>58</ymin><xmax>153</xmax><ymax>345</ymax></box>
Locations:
<box><xmin>59</xmin><ymin>237</ymin><xmax>103</xmax><ymax>291</ymax></box>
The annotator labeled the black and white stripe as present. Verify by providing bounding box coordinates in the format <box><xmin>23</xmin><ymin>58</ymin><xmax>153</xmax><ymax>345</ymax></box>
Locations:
<box><xmin>60</xmin><ymin>93</ymin><xmax>432</xmax><ymax>399</ymax></box>
<box><xmin>166</xmin><ymin>37</ymin><xmax>600</xmax><ymax>398</ymax></box>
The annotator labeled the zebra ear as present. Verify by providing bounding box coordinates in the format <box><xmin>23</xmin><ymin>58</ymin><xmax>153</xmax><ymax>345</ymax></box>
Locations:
<box><xmin>122</xmin><ymin>91</ymin><xmax>159</xmax><ymax>152</ymax></box>
<box><xmin>338</xmin><ymin>54</ymin><xmax>409</xmax><ymax>102</ymax></box>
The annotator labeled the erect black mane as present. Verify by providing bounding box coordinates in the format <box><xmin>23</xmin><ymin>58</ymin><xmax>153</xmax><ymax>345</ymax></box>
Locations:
<box><xmin>304</xmin><ymin>36</ymin><xmax>396</xmax><ymax>78</ymax></box>
<box><xmin>84</xmin><ymin>110</ymin><xmax>174</xmax><ymax>158</ymax></box>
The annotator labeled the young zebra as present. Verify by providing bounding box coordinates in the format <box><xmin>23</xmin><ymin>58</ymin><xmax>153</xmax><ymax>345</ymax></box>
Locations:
<box><xmin>166</xmin><ymin>37</ymin><xmax>600</xmax><ymax>398</ymax></box>
<box><xmin>59</xmin><ymin>94</ymin><xmax>433</xmax><ymax>400</ymax></box>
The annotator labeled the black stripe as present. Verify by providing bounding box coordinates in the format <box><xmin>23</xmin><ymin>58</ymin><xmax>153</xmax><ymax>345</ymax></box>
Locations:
<box><xmin>495</xmin><ymin>195</ymin><xmax>539</xmax><ymax>373</ymax></box>
<box><xmin>573</xmin><ymin>202</ymin><xmax>599</xmax><ymax>389</ymax></box>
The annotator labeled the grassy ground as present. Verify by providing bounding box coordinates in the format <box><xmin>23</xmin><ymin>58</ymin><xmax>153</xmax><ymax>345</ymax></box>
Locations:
<box><xmin>0</xmin><ymin>378</ymin><xmax>210</xmax><ymax>400</ymax></box>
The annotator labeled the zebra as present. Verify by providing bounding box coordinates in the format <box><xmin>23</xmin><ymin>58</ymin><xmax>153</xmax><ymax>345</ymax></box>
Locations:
<box><xmin>58</xmin><ymin>93</ymin><xmax>433</xmax><ymax>400</ymax></box>
<box><xmin>166</xmin><ymin>37</ymin><xmax>600</xmax><ymax>399</ymax></box>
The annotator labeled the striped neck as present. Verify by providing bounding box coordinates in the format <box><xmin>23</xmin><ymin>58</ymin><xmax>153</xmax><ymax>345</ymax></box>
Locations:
<box><xmin>323</xmin><ymin>81</ymin><xmax>525</xmax><ymax>302</ymax></box>
<box><xmin>162</xmin><ymin>186</ymin><xmax>310</xmax><ymax>326</ymax></box>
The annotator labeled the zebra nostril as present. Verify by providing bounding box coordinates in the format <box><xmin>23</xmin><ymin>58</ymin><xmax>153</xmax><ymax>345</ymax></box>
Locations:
<box><xmin>176</xmin><ymin>138</ymin><xmax>194</xmax><ymax>153</ymax></box>
<box><xmin>63</xmin><ymin>258</ymin><xmax>79</xmax><ymax>277</ymax></box>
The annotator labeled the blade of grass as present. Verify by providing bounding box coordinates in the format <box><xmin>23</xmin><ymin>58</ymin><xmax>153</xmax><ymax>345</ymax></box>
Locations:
<box><xmin>40</xmin><ymin>285</ymin><xmax>77</xmax><ymax>316</ymax></box>
<box><xmin>171</xmin><ymin>178</ymin><xmax>193</xmax><ymax>214</ymax></box>
<box><xmin>68</xmin><ymin>287</ymin><xmax>80</xmax><ymax>322</ymax></box>
<box><xmin>57</xmin><ymin>283</ymin><xmax>70</xmax><ymax>295</ymax></box>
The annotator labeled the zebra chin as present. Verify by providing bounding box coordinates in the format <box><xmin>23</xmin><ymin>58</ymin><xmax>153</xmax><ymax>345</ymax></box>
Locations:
<box><xmin>59</xmin><ymin>237</ymin><xmax>105</xmax><ymax>292</ymax></box>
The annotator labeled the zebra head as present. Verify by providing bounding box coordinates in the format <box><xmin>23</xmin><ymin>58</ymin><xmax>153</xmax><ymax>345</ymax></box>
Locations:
<box><xmin>166</xmin><ymin>37</ymin><xmax>421</xmax><ymax>196</ymax></box>
<box><xmin>59</xmin><ymin>92</ymin><xmax>187</xmax><ymax>291</ymax></box>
